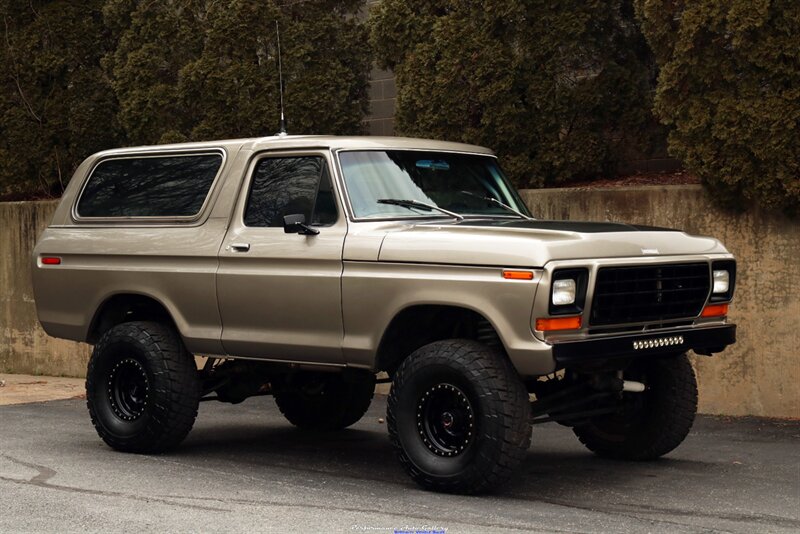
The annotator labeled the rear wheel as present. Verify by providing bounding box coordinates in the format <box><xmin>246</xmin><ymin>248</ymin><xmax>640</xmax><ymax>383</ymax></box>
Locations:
<box><xmin>387</xmin><ymin>339</ymin><xmax>531</xmax><ymax>494</ymax></box>
<box><xmin>573</xmin><ymin>353</ymin><xmax>698</xmax><ymax>460</ymax></box>
<box><xmin>274</xmin><ymin>370</ymin><xmax>375</xmax><ymax>431</ymax></box>
<box><xmin>86</xmin><ymin>321</ymin><xmax>200</xmax><ymax>453</ymax></box>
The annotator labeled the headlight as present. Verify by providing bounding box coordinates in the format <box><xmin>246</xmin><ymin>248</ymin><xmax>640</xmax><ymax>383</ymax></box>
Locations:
<box><xmin>548</xmin><ymin>268</ymin><xmax>588</xmax><ymax>315</ymax></box>
<box><xmin>552</xmin><ymin>279</ymin><xmax>577</xmax><ymax>306</ymax></box>
<box><xmin>712</xmin><ymin>270</ymin><xmax>729</xmax><ymax>294</ymax></box>
<box><xmin>710</xmin><ymin>260</ymin><xmax>735</xmax><ymax>303</ymax></box>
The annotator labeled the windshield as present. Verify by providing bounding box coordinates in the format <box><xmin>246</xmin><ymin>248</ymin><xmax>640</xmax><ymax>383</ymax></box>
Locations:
<box><xmin>338</xmin><ymin>150</ymin><xmax>531</xmax><ymax>220</ymax></box>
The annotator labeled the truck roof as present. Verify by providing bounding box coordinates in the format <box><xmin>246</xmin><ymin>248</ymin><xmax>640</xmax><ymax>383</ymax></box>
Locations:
<box><xmin>92</xmin><ymin>135</ymin><xmax>495</xmax><ymax>157</ymax></box>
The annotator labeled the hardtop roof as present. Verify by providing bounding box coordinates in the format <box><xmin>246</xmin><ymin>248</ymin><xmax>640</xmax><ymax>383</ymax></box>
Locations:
<box><xmin>92</xmin><ymin>135</ymin><xmax>495</xmax><ymax>158</ymax></box>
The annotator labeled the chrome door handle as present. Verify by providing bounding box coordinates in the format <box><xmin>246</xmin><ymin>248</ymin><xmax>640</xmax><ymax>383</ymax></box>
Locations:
<box><xmin>230</xmin><ymin>243</ymin><xmax>251</xmax><ymax>252</ymax></box>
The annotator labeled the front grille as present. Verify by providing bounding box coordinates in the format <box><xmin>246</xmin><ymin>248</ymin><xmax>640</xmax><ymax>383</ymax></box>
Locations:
<box><xmin>590</xmin><ymin>263</ymin><xmax>710</xmax><ymax>326</ymax></box>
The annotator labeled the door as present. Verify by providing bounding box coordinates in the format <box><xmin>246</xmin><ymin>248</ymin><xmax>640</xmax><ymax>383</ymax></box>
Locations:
<box><xmin>217</xmin><ymin>152</ymin><xmax>346</xmax><ymax>364</ymax></box>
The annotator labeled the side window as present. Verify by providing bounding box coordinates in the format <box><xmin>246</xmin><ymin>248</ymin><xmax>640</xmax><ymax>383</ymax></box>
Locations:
<box><xmin>244</xmin><ymin>156</ymin><xmax>337</xmax><ymax>228</ymax></box>
<box><xmin>77</xmin><ymin>153</ymin><xmax>222</xmax><ymax>218</ymax></box>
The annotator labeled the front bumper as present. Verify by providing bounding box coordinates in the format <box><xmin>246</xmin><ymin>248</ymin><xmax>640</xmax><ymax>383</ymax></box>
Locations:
<box><xmin>552</xmin><ymin>324</ymin><xmax>736</xmax><ymax>366</ymax></box>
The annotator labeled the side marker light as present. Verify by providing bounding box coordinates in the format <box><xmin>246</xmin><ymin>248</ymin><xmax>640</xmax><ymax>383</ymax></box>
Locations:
<box><xmin>536</xmin><ymin>316</ymin><xmax>582</xmax><ymax>331</ymax></box>
<box><xmin>503</xmin><ymin>270</ymin><xmax>535</xmax><ymax>281</ymax></box>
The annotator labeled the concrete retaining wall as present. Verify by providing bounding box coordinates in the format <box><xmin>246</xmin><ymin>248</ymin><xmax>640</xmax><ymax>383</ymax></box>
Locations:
<box><xmin>521</xmin><ymin>186</ymin><xmax>799</xmax><ymax>419</ymax></box>
<box><xmin>1</xmin><ymin>186</ymin><xmax>798</xmax><ymax>417</ymax></box>
<box><xmin>0</xmin><ymin>201</ymin><xmax>91</xmax><ymax>377</ymax></box>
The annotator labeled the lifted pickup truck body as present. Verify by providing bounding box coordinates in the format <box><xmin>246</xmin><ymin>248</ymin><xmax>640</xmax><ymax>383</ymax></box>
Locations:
<box><xmin>32</xmin><ymin>135</ymin><xmax>736</xmax><ymax>494</ymax></box>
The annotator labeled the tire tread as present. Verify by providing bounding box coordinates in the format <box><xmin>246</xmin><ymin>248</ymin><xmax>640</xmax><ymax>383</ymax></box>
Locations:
<box><xmin>387</xmin><ymin>339</ymin><xmax>531</xmax><ymax>494</ymax></box>
<box><xmin>573</xmin><ymin>353</ymin><xmax>698</xmax><ymax>460</ymax></box>
<box><xmin>86</xmin><ymin>321</ymin><xmax>200</xmax><ymax>453</ymax></box>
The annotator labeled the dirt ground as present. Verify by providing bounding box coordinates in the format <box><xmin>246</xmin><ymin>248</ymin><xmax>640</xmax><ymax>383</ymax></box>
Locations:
<box><xmin>0</xmin><ymin>374</ymin><xmax>84</xmax><ymax>406</ymax></box>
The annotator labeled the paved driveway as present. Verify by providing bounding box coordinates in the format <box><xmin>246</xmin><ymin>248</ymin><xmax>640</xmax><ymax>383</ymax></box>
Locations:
<box><xmin>1</xmin><ymin>396</ymin><xmax>798</xmax><ymax>533</ymax></box>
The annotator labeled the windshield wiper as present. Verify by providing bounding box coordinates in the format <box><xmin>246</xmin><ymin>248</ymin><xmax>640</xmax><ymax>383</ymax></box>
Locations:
<box><xmin>459</xmin><ymin>191</ymin><xmax>535</xmax><ymax>220</ymax></box>
<box><xmin>377</xmin><ymin>198</ymin><xmax>465</xmax><ymax>221</ymax></box>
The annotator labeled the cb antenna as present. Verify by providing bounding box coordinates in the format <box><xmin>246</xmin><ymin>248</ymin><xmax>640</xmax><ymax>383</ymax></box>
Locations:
<box><xmin>275</xmin><ymin>20</ymin><xmax>288</xmax><ymax>136</ymax></box>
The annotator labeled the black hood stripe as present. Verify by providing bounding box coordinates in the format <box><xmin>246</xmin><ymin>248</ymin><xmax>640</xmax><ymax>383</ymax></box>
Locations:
<box><xmin>446</xmin><ymin>219</ymin><xmax>679</xmax><ymax>233</ymax></box>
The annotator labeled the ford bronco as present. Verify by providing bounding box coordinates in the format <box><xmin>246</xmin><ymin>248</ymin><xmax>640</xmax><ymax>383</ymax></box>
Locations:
<box><xmin>32</xmin><ymin>135</ymin><xmax>736</xmax><ymax>493</ymax></box>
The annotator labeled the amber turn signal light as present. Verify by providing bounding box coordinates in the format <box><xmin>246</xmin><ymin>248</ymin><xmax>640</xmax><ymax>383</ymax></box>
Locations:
<box><xmin>502</xmin><ymin>270</ymin><xmax>535</xmax><ymax>280</ymax></box>
<box><xmin>535</xmin><ymin>315</ymin><xmax>582</xmax><ymax>331</ymax></box>
<box><xmin>701</xmin><ymin>303</ymin><xmax>729</xmax><ymax>318</ymax></box>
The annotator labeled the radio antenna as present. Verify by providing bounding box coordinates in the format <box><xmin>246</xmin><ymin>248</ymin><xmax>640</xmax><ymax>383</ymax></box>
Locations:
<box><xmin>275</xmin><ymin>20</ymin><xmax>288</xmax><ymax>136</ymax></box>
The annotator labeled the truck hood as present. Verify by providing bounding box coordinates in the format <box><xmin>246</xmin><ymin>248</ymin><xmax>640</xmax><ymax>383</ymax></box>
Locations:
<box><xmin>377</xmin><ymin>219</ymin><xmax>728</xmax><ymax>267</ymax></box>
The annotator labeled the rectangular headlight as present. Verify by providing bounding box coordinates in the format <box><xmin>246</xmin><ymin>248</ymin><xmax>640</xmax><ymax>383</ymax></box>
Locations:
<box><xmin>712</xmin><ymin>269</ymin><xmax>730</xmax><ymax>294</ymax></box>
<box><xmin>552</xmin><ymin>279</ymin><xmax>577</xmax><ymax>306</ymax></box>
<box><xmin>548</xmin><ymin>268</ymin><xmax>588</xmax><ymax>315</ymax></box>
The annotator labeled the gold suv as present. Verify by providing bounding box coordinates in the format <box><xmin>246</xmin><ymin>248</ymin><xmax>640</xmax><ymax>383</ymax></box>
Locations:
<box><xmin>32</xmin><ymin>135</ymin><xmax>736</xmax><ymax>493</ymax></box>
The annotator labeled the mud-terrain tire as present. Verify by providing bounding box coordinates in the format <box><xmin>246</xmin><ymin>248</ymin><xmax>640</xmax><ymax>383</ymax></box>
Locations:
<box><xmin>274</xmin><ymin>370</ymin><xmax>375</xmax><ymax>431</ymax></box>
<box><xmin>387</xmin><ymin>339</ymin><xmax>531</xmax><ymax>494</ymax></box>
<box><xmin>573</xmin><ymin>353</ymin><xmax>697</xmax><ymax>460</ymax></box>
<box><xmin>86</xmin><ymin>321</ymin><xmax>200</xmax><ymax>453</ymax></box>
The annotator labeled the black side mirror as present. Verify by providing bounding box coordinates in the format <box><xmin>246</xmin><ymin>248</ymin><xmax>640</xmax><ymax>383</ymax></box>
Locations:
<box><xmin>283</xmin><ymin>214</ymin><xmax>319</xmax><ymax>235</ymax></box>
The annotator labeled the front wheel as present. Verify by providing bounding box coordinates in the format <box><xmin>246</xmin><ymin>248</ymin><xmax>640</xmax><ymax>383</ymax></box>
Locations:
<box><xmin>387</xmin><ymin>339</ymin><xmax>531</xmax><ymax>494</ymax></box>
<box><xmin>573</xmin><ymin>353</ymin><xmax>698</xmax><ymax>460</ymax></box>
<box><xmin>86</xmin><ymin>321</ymin><xmax>200</xmax><ymax>453</ymax></box>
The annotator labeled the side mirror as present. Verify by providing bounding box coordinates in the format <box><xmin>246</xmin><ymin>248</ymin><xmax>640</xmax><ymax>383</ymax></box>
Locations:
<box><xmin>283</xmin><ymin>214</ymin><xmax>319</xmax><ymax>235</ymax></box>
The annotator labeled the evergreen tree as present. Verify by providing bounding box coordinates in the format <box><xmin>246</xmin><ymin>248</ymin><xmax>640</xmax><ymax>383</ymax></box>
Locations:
<box><xmin>0</xmin><ymin>0</ymin><xmax>119</xmax><ymax>198</ymax></box>
<box><xmin>636</xmin><ymin>0</ymin><xmax>800</xmax><ymax>214</ymax></box>
<box><xmin>370</xmin><ymin>0</ymin><xmax>660</xmax><ymax>187</ymax></box>
<box><xmin>108</xmin><ymin>0</ymin><xmax>370</xmax><ymax>144</ymax></box>
<box><xmin>178</xmin><ymin>0</ymin><xmax>369</xmax><ymax>140</ymax></box>
<box><xmin>103</xmin><ymin>0</ymin><xmax>206</xmax><ymax>145</ymax></box>
<box><xmin>0</xmin><ymin>0</ymin><xmax>370</xmax><ymax>198</ymax></box>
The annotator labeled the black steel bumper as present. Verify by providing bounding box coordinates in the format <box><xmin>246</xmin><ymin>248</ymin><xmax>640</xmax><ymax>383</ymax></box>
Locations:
<box><xmin>552</xmin><ymin>324</ymin><xmax>736</xmax><ymax>366</ymax></box>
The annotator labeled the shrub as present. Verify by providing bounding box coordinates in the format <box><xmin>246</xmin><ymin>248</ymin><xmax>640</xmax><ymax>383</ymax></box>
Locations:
<box><xmin>369</xmin><ymin>0</ymin><xmax>661</xmax><ymax>187</ymax></box>
<box><xmin>110</xmin><ymin>0</ymin><xmax>371</xmax><ymax>144</ymax></box>
<box><xmin>636</xmin><ymin>0</ymin><xmax>800</xmax><ymax>215</ymax></box>
<box><xmin>103</xmin><ymin>0</ymin><xmax>206</xmax><ymax>145</ymax></box>
<box><xmin>0</xmin><ymin>0</ymin><xmax>120</xmax><ymax>199</ymax></box>
<box><xmin>0</xmin><ymin>0</ymin><xmax>370</xmax><ymax>199</ymax></box>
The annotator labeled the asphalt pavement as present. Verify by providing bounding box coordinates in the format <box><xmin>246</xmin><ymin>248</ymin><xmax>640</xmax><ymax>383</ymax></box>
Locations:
<box><xmin>1</xmin><ymin>395</ymin><xmax>798</xmax><ymax>533</ymax></box>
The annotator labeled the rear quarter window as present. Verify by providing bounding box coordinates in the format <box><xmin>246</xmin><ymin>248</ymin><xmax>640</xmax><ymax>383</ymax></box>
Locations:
<box><xmin>76</xmin><ymin>153</ymin><xmax>223</xmax><ymax>218</ymax></box>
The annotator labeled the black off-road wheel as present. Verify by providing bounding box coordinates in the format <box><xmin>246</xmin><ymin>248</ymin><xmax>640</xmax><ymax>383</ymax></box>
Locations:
<box><xmin>573</xmin><ymin>353</ymin><xmax>698</xmax><ymax>460</ymax></box>
<box><xmin>274</xmin><ymin>370</ymin><xmax>375</xmax><ymax>431</ymax></box>
<box><xmin>86</xmin><ymin>321</ymin><xmax>200</xmax><ymax>453</ymax></box>
<box><xmin>387</xmin><ymin>339</ymin><xmax>531</xmax><ymax>494</ymax></box>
